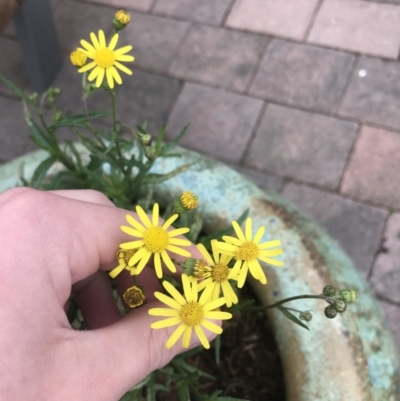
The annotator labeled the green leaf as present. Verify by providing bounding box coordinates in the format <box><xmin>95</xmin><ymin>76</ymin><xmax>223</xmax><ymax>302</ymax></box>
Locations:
<box><xmin>49</xmin><ymin>110</ymin><xmax>110</xmax><ymax>129</ymax></box>
<box><xmin>27</xmin><ymin>118</ymin><xmax>57</xmax><ymax>151</ymax></box>
<box><xmin>141</xmin><ymin>163</ymin><xmax>195</xmax><ymax>185</ymax></box>
<box><xmin>154</xmin><ymin>124</ymin><xmax>166</xmax><ymax>151</ymax></box>
<box><xmin>0</xmin><ymin>74</ymin><xmax>30</xmax><ymax>101</ymax></box>
<box><xmin>30</xmin><ymin>155</ymin><xmax>57</xmax><ymax>188</ymax></box>
<box><xmin>214</xmin><ymin>334</ymin><xmax>221</xmax><ymax>364</ymax></box>
<box><xmin>177</xmin><ymin>379</ymin><xmax>191</xmax><ymax>401</ymax></box>
<box><xmin>159</xmin><ymin>125</ymin><xmax>188</xmax><ymax>156</ymax></box>
<box><xmin>276</xmin><ymin>305</ymin><xmax>309</xmax><ymax>331</ymax></box>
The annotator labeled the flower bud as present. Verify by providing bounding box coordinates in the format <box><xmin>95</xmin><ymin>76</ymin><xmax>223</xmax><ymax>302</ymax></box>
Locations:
<box><xmin>339</xmin><ymin>289</ymin><xmax>357</xmax><ymax>304</ymax></box>
<box><xmin>323</xmin><ymin>285</ymin><xmax>337</xmax><ymax>297</ymax></box>
<box><xmin>123</xmin><ymin>285</ymin><xmax>145</xmax><ymax>308</ymax></box>
<box><xmin>137</xmin><ymin>132</ymin><xmax>152</xmax><ymax>145</ymax></box>
<box><xmin>324</xmin><ymin>305</ymin><xmax>337</xmax><ymax>319</ymax></box>
<box><xmin>181</xmin><ymin>258</ymin><xmax>208</xmax><ymax>278</ymax></box>
<box><xmin>144</xmin><ymin>146</ymin><xmax>158</xmax><ymax>161</ymax></box>
<box><xmin>299</xmin><ymin>311</ymin><xmax>312</xmax><ymax>322</ymax></box>
<box><xmin>174</xmin><ymin>191</ymin><xmax>199</xmax><ymax>215</ymax></box>
<box><xmin>113</xmin><ymin>10</ymin><xmax>130</xmax><ymax>31</ymax></box>
<box><xmin>70</xmin><ymin>49</ymin><xmax>87</xmax><ymax>67</ymax></box>
<box><xmin>333</xmin><ymin>299</ymin><xmax>347</xmax><ymax>313</ymax></box>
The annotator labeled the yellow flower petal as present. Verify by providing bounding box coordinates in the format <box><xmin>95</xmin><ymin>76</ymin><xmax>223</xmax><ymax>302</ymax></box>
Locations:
<box><xmin>169</xmin><ymin>237</ymin><xmax>192</xmax><ymax>246</ymax></box>
<box><xmin>182</xmin><ymin>326</ymin><xmax>192</xmax><ymax>348</ymax></box>
<box><xmin>108</xmin><ymin>262</ymin><xmax>125</xmax><ymax>278</ymax></box>
<box><xmin>154</xmin><ymin>291</ymin><xmax>182</xmax><ymax>310</ymax></box>
<box><xmin>90</xmin><ymin>32</ymin><xmax>100</xmax><ymax>50</ymax></box>
<box><xmin>258</xmin><ymin>240</ymin><xmax>281</xmax><ymax>249</ymax></box>
<box><xmin>128</xmin><ymin>247</ymin><xmax>147</xmax><ymax>266</ymax></box>
<box><xmin>162</xmin><ymin>214</ymin><xmax>179</xmax><ymax>230</ymax></box>
<box><xmin>115</xmin><ymin>61</ymin><xmax>133</xmax><ymax>75</ymax></box>
<box><xmin>161</xmin><ymin>251</ymin><xmax>177</xmax><ymax>274</ymax></box>
<box><xmin>168</xmin><ymin>227</ymin><xmax>190</xmax><ymax>237</ymax></box>
<box><xmin>126</xmin><ymin>214</ymin><xmax>146</xmax><ymax>231</ymax></box>
<box><xmin>108</xmin><ymin>33</ymin><xmax>119</xmax><ymax>51</ymax></box>
<box><xmin>115</xmin><ymin>54</ymin><xmax>134</xmax><ymax>62</ymax></box>
<box><xmin>253</xmin><ymin>226</ymin><xmax>265</xmax><ymax>244</ymax></box>
<box><xmin>120</xmin><ymin>226</ymin><xmax>144</xmax><ymax>237</ymax></box>
<box><xmin>245</xmin><ymin>218</ymin><xmax>253</xmax><ymax>241</ymax></box>
<box><xmin>167</xmin><ymin>244</ymin><xmax>191</xmax><ymax>257</ymax></box>
<box><xmin>152</xmin><ymin>203</ymin><xmax>159</xmax><ymax>226</ymax></box>
<box><xmin>98</xmin><ymin>29</ymin><xmax>106</xmax><ymax>48</ymax></box>
<box><xmin>203</xmin><ymin>310</ymin><xmax>232</xmax><ymax>320</ymax></box>
<box><xmin>237</xmin><ymin>262</ymin><xmax>249</xmax><ymax>288</ymax></box>
<box><xmin>154</xmin><ymin>252</ymin><xmax>163</xmax><ymax>278</ymax></box>
<box><xmin>136</xmin><ymin>205</ymin><xmax>152</xmax><ymax>228</ymax></box>
<box><xmin>182</xmin><ymin>274</ymin><xmax>193</xmax><ymax>303</ymax></box>
<box><xmin>258</xmin><ymin>257</ymin><xmax>284</xmax><ymax>267</ymax></box>
<box><xmin>120</xmin><ymin>240</ymin><xmax>144</xmax><ymax>250</ymax></box>
<box><xmin>163</xmin><ymin>281</ymin><xmax>187</xmax><ymax>305</ymax></box>
<box><xmin>95</xmin><ymin>68</ymin><xmax>105</xmax><ymax>87</ymax></box>
<box><xmin>259</xmin><ymin>248</ymin><xmax>283</xmax><ymax>257</ymax></box>
<box><xmin>201</xmin><ymin>319</ymin><xmax>223</xmax><ymax>334</ymax></box>
<box><xmin>148</xmin><ymin>308</ymin><xmax>180</xmax><ymax>317</ymax></box>
<box><xmin>110</xmin><ymin>66</ymin><xmax>122</xmax><ymax>85</ymax></box>
<box><xmin>196</xmin><ymin>243</ymin><xmax>214</xmax><ymax>266</ymax></box>
<box><xmin>114</xmin><ymin>45</ymin><xmax>133</xmax><ymax>55</ymax></box>
<box><xmin>203</xmin><ymin>297</ymin><xmax>226</xmax><ymax>311</ymax></box>
<box><xmin>78</xmin><ymin>61</ymin><xmax>97</xmax><ymax>73</ymax></box>
<box><xmin>80</xmin><ymin>39</ymin><xmax>96</xmax><ymax>54</ymax></box>
<box><xmin>166</xmin><ymin>324</ymin><xmax>186</xmax><ymax>349</ymax></box>
<box><xmin>221</xmin><ymin>235</ymin><xmax>242</xmax><ymax>246</ymax></box>
<box><xmin>232</xmin><ymin>220</ymin><xmax>246</xmax><ymax>241</ymax></box>
<box><xmin>151</xmin><ymin>316</ymin><xmax>181</xmax><ymax>329</ymax></box>
<box><xmin>135</xmin><ymin>250</ymin><xmax>151</xmax><ymax>274</ymax></box>
<box><xmin>88</xmin><ymin>66</ymin><xmax>100</xmax><ymax>82</ymax></box>
<box><xmin>195</xmin><ymin>325</ymin><xmax>210</xmax><ymax>349</ymax></box>
<box><xmin>106</xmin><ymin>68</ymin><xmax>114</xmax><ymax>89</ymax></box>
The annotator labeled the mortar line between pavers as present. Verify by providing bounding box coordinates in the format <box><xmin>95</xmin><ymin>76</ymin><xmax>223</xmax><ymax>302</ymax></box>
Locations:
<box><xmin>148</xmin><ymin>0</ymin><xmax>158</xmax><ymax>13</ymax></box>
<box><xmin>337</xmin><ymin>121</ymin><xmax>362</xmax><ymax>193</ymax></box>
<box><xmin>67</xmin><ymin>0</ymin><xmax>153</xmax><ymax>14</ymax></box>
<box><xmin>280</xmin><ymin>177</ymin><xmax>391</xmax><ymax>213</ymax></box>
<box><xmin>367</xmin><ymin>212</ymin><xmax>391</xmax><ymax>281</ymax></box>
<box><xmin>165</xmin><ymin>22</ymin><xmax>194</xmax><ymax>74</ymax></box>
<box><xmin>243</xmin><ymin>36</ymin><xmax>272</xmax><ymax>95</ymax></box>
<box><xmin>220</xmin><ymin>0</ymin><xmax>237</xmax><ymax>27</ymax></box>
<box><xmin>238</xmin><ymin>101</ymin><xmax>268</xmax><ymax>165</ymax></box>
<box><xmin>335</xmin><ymin>55</ymin><xmax>360</xmax><ymax>115</ymax></box>
<box><xmin>302</xmin><ymin>0</ymin><xmax>324</xmax><ymax>42</ymax></box>
<box><xmin>376</xmin><ymin>294</ymin><xmax>400</xmax><ymax>308</ymax></box>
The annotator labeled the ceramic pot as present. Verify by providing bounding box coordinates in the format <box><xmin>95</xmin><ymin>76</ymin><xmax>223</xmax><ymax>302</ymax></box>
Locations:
<box><xmin>0</xmin><ymin>146</ymin><xmax>399</xmax><ymax>401</ymax></box>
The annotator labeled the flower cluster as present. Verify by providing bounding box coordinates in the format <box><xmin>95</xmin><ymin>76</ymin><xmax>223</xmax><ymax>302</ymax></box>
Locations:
<box><xmin>108</xmin><ymin>193</ymin><xmax>284</xmax><ymax>350</ymax></box>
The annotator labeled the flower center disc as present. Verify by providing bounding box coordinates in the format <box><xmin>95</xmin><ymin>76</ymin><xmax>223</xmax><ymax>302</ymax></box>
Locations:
<box><xmin>94</xmin><ymin>48</ymin><xmax>115</xmax><ymax>68</ymax></box>
<box><xmin>143</xmin><ymin>227</ymin><xmax>169</xmax><ymax>253</ymax></box>
<box><xmin>235</xmin><ymin>242</ymin><xmax>259</xmax><ymax>261</ymax></box>
<box><xmin>119</xmin><ymin>248</ymin><xmax>137</xmax><ymax>264</ymax></box>
<box><xmin>211</xmin><ymin>263</ymin><xmax>229</xmax><ymax>283</ymax></box>
<box><xmin>179</xmin><ymin>302</ymin><xmax>204</xmax><ymax>326</ymax></box>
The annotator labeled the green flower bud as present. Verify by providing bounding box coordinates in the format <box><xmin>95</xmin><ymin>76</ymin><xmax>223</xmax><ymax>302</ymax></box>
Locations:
<box><xmin>299</xmin><ymin>311</ymin><xmax>312</xmax><ymax>322</ymax></box>
<box><xmin>173</xmin><ymin>191</ymin><xmax>199</xmax><ymax>215</ymax></box>
<box><xmin>323</xmin><ymin>285</ymin><xmax>337</xmax><ymax>297</ymax></box>
<box><xmin>333</xmin><ymin>299</ymin><xmax>347</xmax><ymax>313</ymax></box>
<box><xmin>181</xmin><ymin>258</ymin><xmax>209</xmax><ymax>278</ymax></box>
<box><xmin>339</xmin><ymin>289</ymin><xmax>357</xmax><ymax>304</ymax></box>
<box><xmin>113</xmin><ymin>10</ymin><xmax>130</xmax><ymax>31</ymax></box>
<box><xmin>137</xmin><ymin>132</ymin><xmax>152</xmax><ymax>145</ymax></box>
<box><xmin>324</xmin><ymin>305</ymin><xmax>337</xmax><ymax>319</ymax></box>
<box><xmin>144</xmin><ymin>146</ymin><xmax>158</xmax><ymax>161</ymax></box>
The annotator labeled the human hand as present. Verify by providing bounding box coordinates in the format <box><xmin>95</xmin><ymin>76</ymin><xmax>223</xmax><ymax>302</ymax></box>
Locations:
<box><xmin>0</xmin><ymin>188</ymin><xmax>207</xmax><ymax>401</ymax></box>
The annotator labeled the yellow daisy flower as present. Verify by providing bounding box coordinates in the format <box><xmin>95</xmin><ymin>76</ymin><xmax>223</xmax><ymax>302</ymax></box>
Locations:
<box><xmin>196</xmin><ymin>241</ymin><xmax>239</xmax><ymax>308</ymax></box>
<box><xmin>149</xmin><ymin>274</ymin><xmax>232</xmax><ymax>349</ymax></box>
<box><xmin>77</xmin><ymin>30</ymin><xmax>134</xmax><ymax>88</ymax></box>
<box><xmin>213</xmin><ymin>217</ymin><xmax>283</xmax><ymax>288</ymax></box>
<box><xmin>108</xmin><ymin>249</ymin><xmax>139</xmax><ymax>278</ymax></box>
<box><xmin>120</xmin><ymin>203</ymin><xmax>192</xmax><ymax>278</ymax></box>
<box><xmin>70</xmin><ymin>49</ymin><xmax>87</xmax><ymax>67</ymax></box>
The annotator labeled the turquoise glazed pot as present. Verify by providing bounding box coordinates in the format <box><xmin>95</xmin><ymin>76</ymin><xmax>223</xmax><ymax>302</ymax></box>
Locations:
<box><xmin>0</xmin><ymin>146</ymin><xmax>399</xmax><ymax>401</ymax></box>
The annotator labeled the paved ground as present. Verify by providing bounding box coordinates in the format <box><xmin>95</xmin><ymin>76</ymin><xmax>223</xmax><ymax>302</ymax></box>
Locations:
<box><xmin>1</xmin><ymin>0</ymin><xmax>400</xmax><ymax>354</ymax></box>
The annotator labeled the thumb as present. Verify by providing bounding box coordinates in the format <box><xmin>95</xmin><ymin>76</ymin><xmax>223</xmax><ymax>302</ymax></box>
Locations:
<box><xmin>75</xmin><ymin>301</ymin><xmax>217</xmax><ymax>400</ymax></box>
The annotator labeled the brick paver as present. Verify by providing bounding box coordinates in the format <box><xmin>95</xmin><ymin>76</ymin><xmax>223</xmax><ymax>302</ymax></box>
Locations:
<box><xmin>379</xmin><ymin>301</ymin><xmax>400</xmax><ymax>357</ymax></box>
<box><xmin>245</xmin><ymin>104</ymin><xmax>358</xmax><ymax>189</ymax></box>
<box><xmin>153</xmin><ymin>0</ymin><xmax>232</xmax><ymax>25</ymax></box>
<box><xmin>339</xmin><ymin>57</ymin><xmax>400</xmax><ymax>130</ymax></box>
<box><xmin>370</xmin><ymin>213</ymin><xmax>400</xmax><ymax>303</ymax></box>
<box><xmin>341</xmin><ymin>126</ymin><xmax>400</xmax><ymax>208</ymax></box>
<box><xmin>166</xmin><ymin>83</ymin><xmax>263</xmax><ymax>163</ymax></box>
<box><xmin>309</xmin><ymin>0</ymin><xmax>400</xmax><ymax>59</ymax></box>
<box><xmin>250</xmin><ymin>40</ymin><xmax>355</xmax><ymax>113</ymax></box>
<box><xmin>119</xmin><ymin>12</ymin><xmax>189</xmax><ymax>74</ymax></box>
<box><xmin>1</xmin><ymin>0</ymin><xmax>400</xmax><ymax>355</ymax></box>
<box><xmin>169</xmin><ymin>25</ymin><xmax>267</xmax><ymax>92</ymax></box>
<box><xmin>226</xmin><ymin>0</ymin><xmax>319</xmax><ymax>40</ymax></box>
<box><xmin>282</xmin><ymin>182</ymin><xmax>388</xmax><ymax>276</ymax></box>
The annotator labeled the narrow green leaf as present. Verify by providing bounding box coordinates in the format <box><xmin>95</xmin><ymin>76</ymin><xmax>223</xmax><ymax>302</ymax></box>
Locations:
<box><xmin>177</xmin><ymin>379</ymin><xmax>191</xmax><ymax>401</ymax></box>
<box><xmin>49</xmin><ymin>110</ymin><xmax>110</xmax><ymax>129</ymax></box>
<box><xmin>30</xmin><ymin>155</ymin><xmax>57</xmax><ymax>188</ymax></box>
<box><xmin>27</xmin><ymin>118</ymin><xmax>56</xmax><ymax>150</ymax></box>
<box><xmin>0</xmin><ymin>74</ymin><xmax>30</xmax><ymax>101</ymax></box>
<box><xmin>214</xmin><ymin>334</ymin><xmax>221</xmax><ymax>364</ymax></box>
<box><xmin>159</xmin><ymin>125</ymin><xmax>188</xmax><ymax>156</ymax></box>
<box><xmin>155</xmin><ymin>124</ymin><xmax>166</xmax><ymax>151</ymax></box>
<box><xmin>276</xmin><ymin>305</ymin><xmax>309</xmax><ymax>331</ymax></box>
<box><xmin>141</xmin><ymin>163</ymin><xmax>194</xmax><ymax>185</ymax></box>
